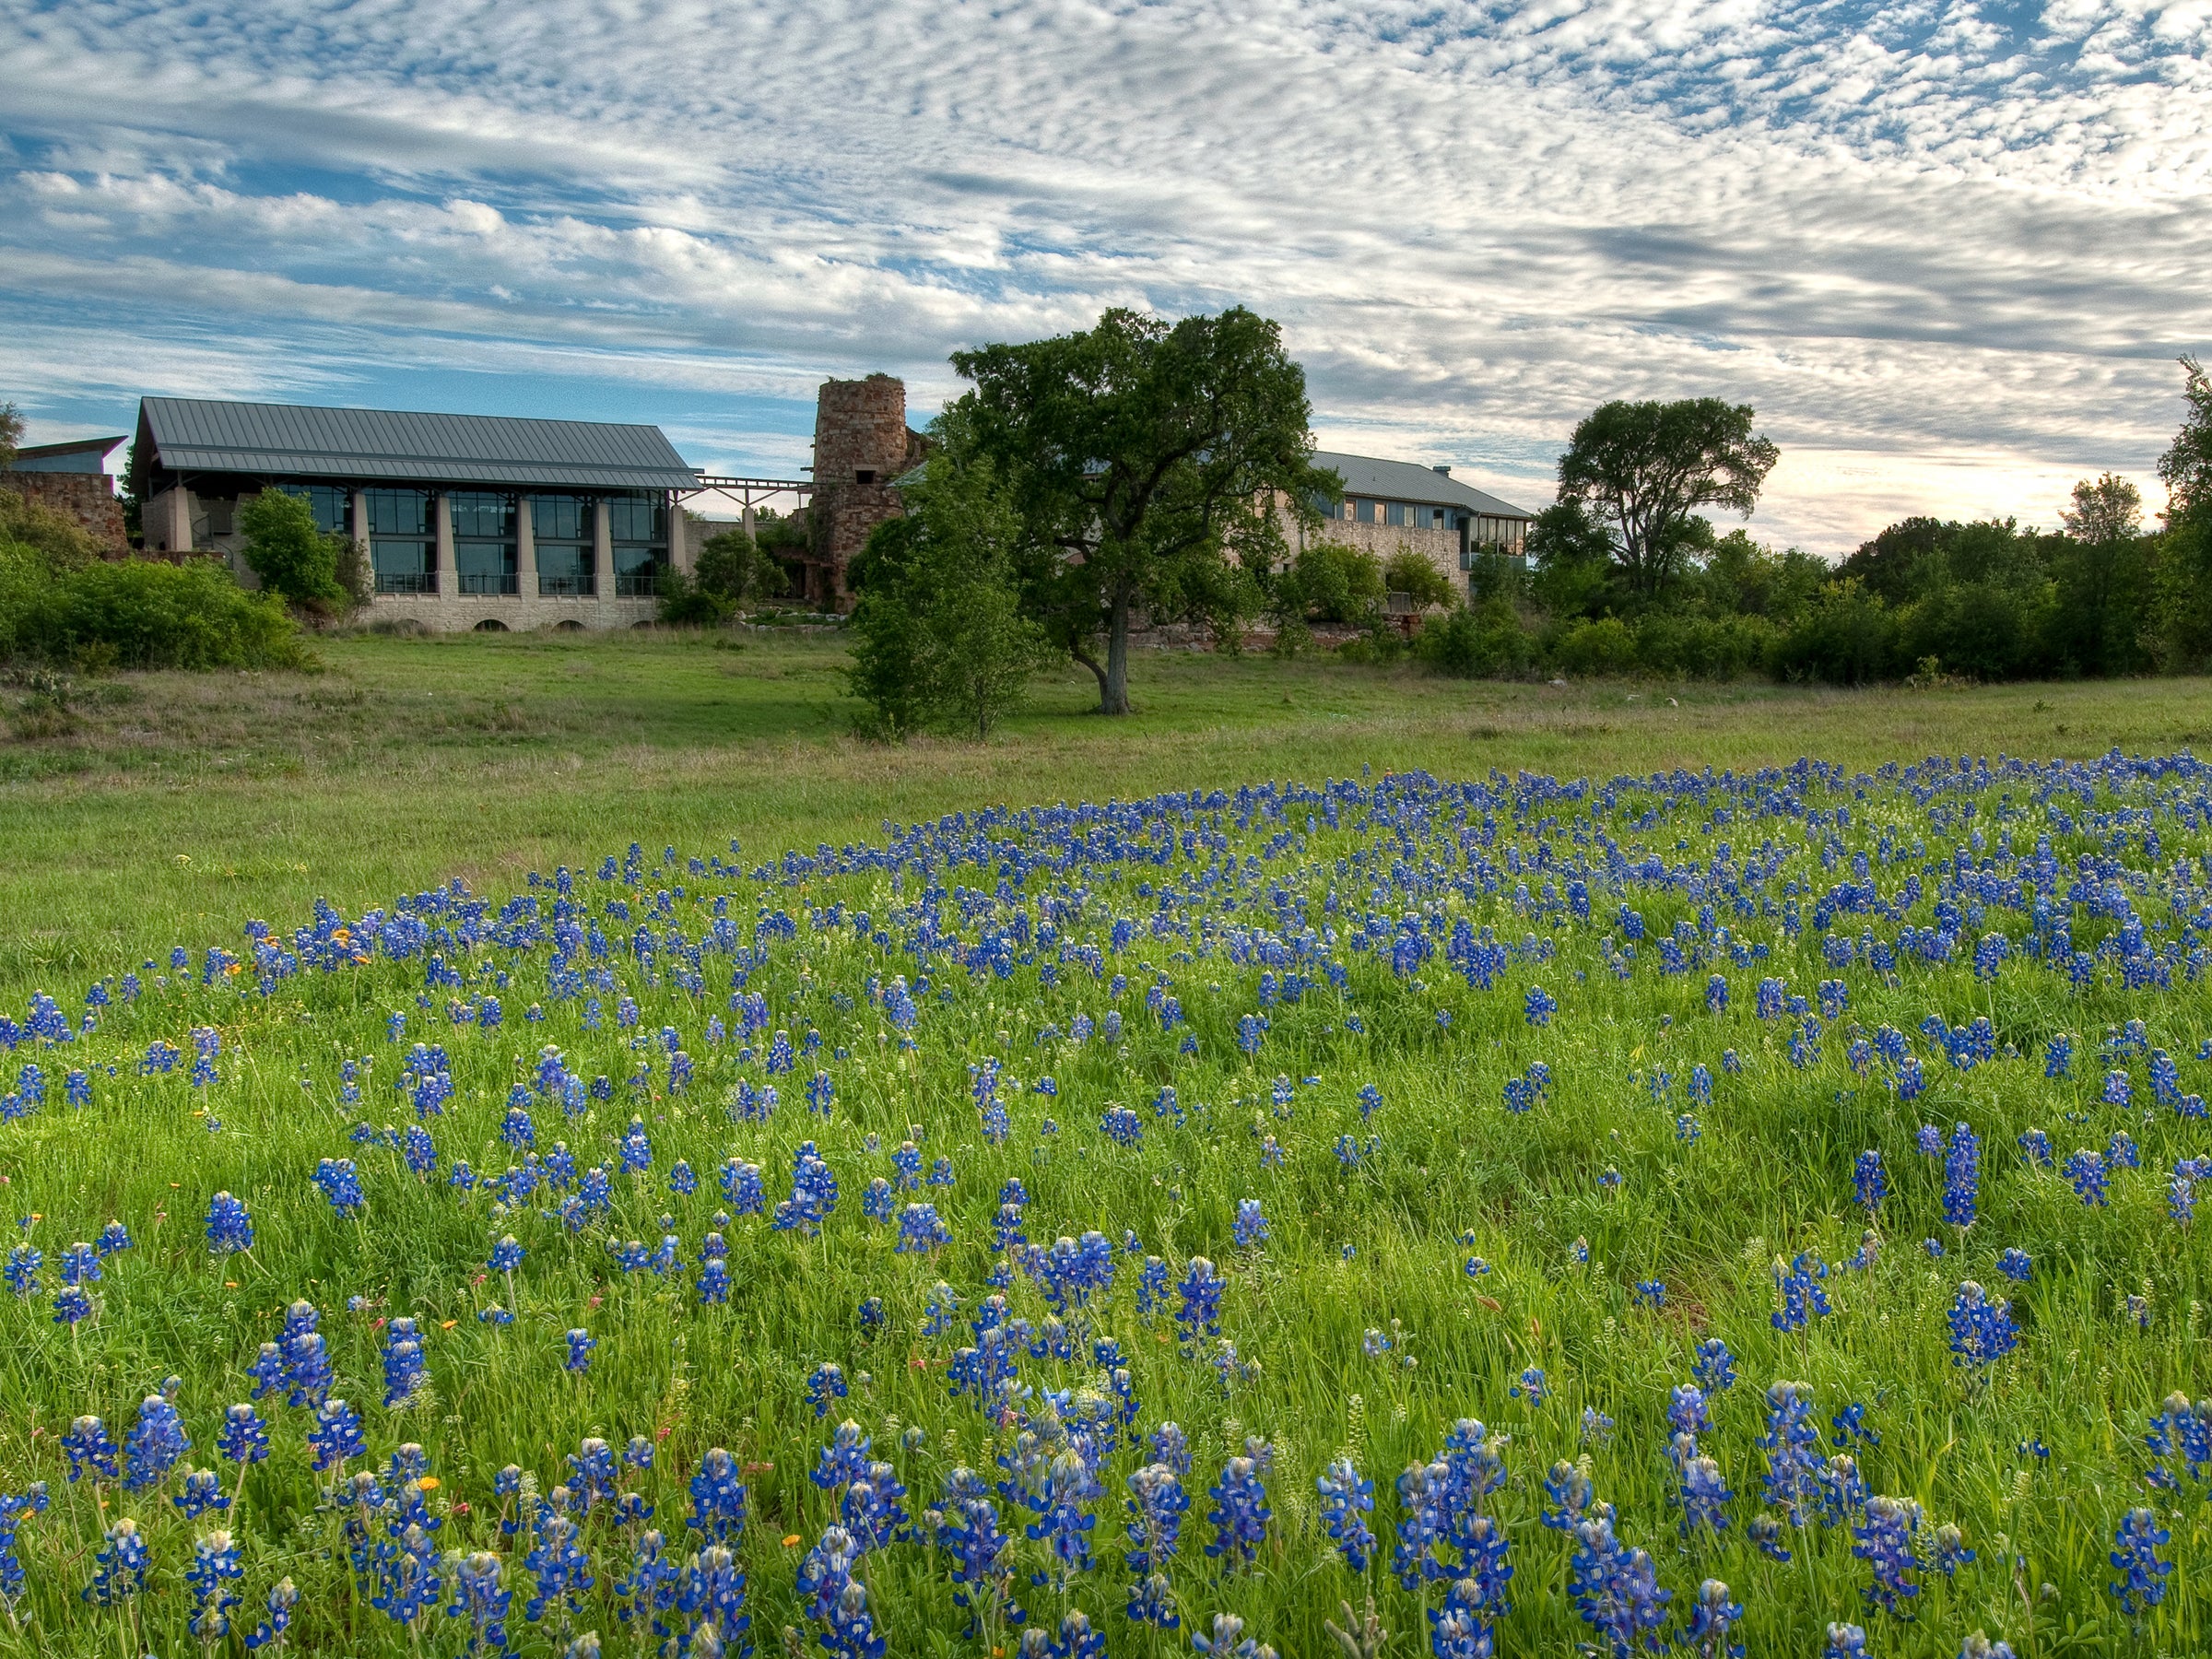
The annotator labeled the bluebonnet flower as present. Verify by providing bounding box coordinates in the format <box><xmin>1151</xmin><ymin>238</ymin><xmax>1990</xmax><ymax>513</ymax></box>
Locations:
<box><xmin>1830</xmin><ymin>1403</ymin><xmax>1878</xmax><ymax>1447</ymax></box>
<box><xmin>65</xmin><ymin>1416</ymin><xmax>119</xmax><ymax>1482</ymax></box>
<box><xmin>1176</xmin><ymin>1258</ymin><xmax>1224</xmax><ymax>1341</ymax></box>
<box><xmin>2064</xmin><ymin>1148</ymin><xmax>2110</xmax><ymax>1206</ymax></box>
<box><xmin>1513</xmin><ymin>1367</ymin><xmax>1548</xmax><ymax>1405</ymax></box>
<box><xmin>219</xmin><ymin>1403</ymin><xmax>269</xmax><ymax>1477</ymax></box>
<box><xmin>245</xmin><ymin>1577</ymin><xmax>299</xmax><ymax>1653</ymax></box>
<box><xmin>1931</xmin><ymin>1522</ymin><xmax>1974</xmax><ymax>1576</ymax></box>
<box><xmin>565</xmin><ymin>1328</ymin><xmax>594</xmax><ymax>1373</ymax></box>
<box><xmin>83</xmin><ymin>1516</ymin><xmax>148</xmax><ymax>1606</ymax></box>
<box><xmin>308</xmin><ymin>1399</ymin><xmax>366</xmax><ymax>1473</ymax></box>
<box><xmin>1692</xmin><ymin>1338</ymin><xmax>1736</xmax><ymax>1392</ymax></box>
<box><xmin>123</xmin><ymin>1394</ymin><xmax>189</xmax><ymax>1491</ymax></box>
<box><xmin>313</xmin><ymin>1157</ymin><xmax>366</xmax><ymax>1216</ymax></box>
<box><xmin>1669</xmin><ymin>1384</ymin><xmax>1712</xmax><ymax>1436</ymax></box>
<box><xmin>898</xmin><ymin>1202</ymin><xmax>951</xmax><ymax>1253</ymax></box>
<box><xmin>1853</xmin><ymin>1494</ymin><xmax>1924</xmax><ymax>1613</ymax></box>
<box><xmin>2109</xmin><ymin>1129</ymin><xmax>2139</xmax><ymax>1170</ymax></box>
<box><xmin>3</xmin><ymin>1242</ymin><xmax>40</xmax><ymax>1298</ymax></box>
<box><xmin>1026</xmin><ymin>1449</ymin><xmax>1102</xmax><ymax>1588</ymax></box>
<box><xmin>1947</xmin><ymin>1281</ymin><xmax>2018</xmax><ymax>1369</ymax></box>
<box><xmin>1524</xmin><ymin>986</ymin><xmax>1556</xmax><ymax>1025</ymax></box>
<box><xmin>1313</xmin><ymin>1458</ymin><xmax>1373</xmax><ymax>1571</ymax></box>
<box><xmin>1679</xmin><ymin>1455</ymin><xmax>1733</xmax><ymax>1535</ymax></box>
<box><xmin>1684</xmin><ymin>1578</ymin><xmax>1744</xmax><ymax>1659</ymax></box>
<box><xmin>1771</xmin><ymin>1252</ymin><xmax>1831</xmax><ymax>1332</ymax></box>
<box><xmin>1568</xmin><ymin>1510</ymin><xmax>1669</xmax><ymax>1655</ymax></box>
<box><xmin>1823</xmin><ymin>1623</ymin><xmax>1867</xmax><ymax>1658</ymax></box>
<box><xmin>1632</xmin><ymin>1278</ymin><xmax>1665</xmax><ymax>1308</ymax></box>
<box><xmin>1852</xmin><ymin>1150</ymin><xmax>1886</xmax><ymax>1213</ymax></box>
<box><xmin>449</xmin><ymin>1550</ymin><xmax>512</xmax><ymax>1653</ymax></box>
<box><xmin>1996</xmin><ymin>1247</ymin><xmax>2032</xmax><ymax>1282</ymax></box>
<box><xmin>1758</xmin><ymin>1382</ymin><xmax>1822</xmax><ymax>1524</ymax></box>
<box><xmin>185</xmin><ymin>1526</ymin><xmax>244</xmax><ymax>1641</ymax></box>
<box><xmin>1943</xmin><ymin>1122</ymin><xmax>1981</xmax><ymax>1228</ymax></box>
<box><xmin>1203</xmin><ymin>1451</ymin><xmax>1274</xmax><ymax>1574</ymax></box>
<box><xmin>807</xmin><ymin>1363</ymin><xmax>850</xmax><ymax>1420</ymax></box>
<box><xmin>522</xmin><ymin>1512</ymin><xmax>595</xmax><ymax>1624</ymax></box>
<box><xmin>2102</xmin><ymin>1068</ymin><xmax>2132</xmax><ymax>1108</ymax></box>
<box><xmin>2109</xmin><ymin>1505</ymin><xmax>2173</xmax><ymax>1613</ymax></box>
<box><xmin>2018</xmin><ymin>1127</ymin><xmax>2053</xmax><ymax>1167</ymax></box>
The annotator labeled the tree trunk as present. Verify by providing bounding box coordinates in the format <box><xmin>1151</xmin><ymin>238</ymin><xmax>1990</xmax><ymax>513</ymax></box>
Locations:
<box><xmin>1069</xmin><ymin>641</ymin><xmax>1111</xmax><ymax>708</ymax></box>
<box><xmin>1102</xmin><ymin>591</ymin><xmax>1132</xmax><ymax>715</ymax></box>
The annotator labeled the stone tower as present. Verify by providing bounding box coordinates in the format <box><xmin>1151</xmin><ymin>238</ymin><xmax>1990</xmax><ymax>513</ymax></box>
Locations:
<box><xmin>807</xmin><ymin>374</ymin><xmax>922</xmax><ymax>609</ymax></box>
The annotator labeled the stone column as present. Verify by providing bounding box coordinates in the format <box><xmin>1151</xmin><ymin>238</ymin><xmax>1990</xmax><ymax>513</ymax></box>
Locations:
<box><xmin>740</xmin><ymin>503</ymin><xmax>756</xmax><ymax>540</ymax></box>
<box><xmin>515</xmin><ymin>495</ymin><xmax>537</xmax><ymax>598</ymax></box>
<box><xmin>594</xmin><ymin>499</ymin><xmax>615</xmax><ymax>614</ymax></box>
<box><xmin>352</xmin><ymin>490</ymin><xmax>371</xmax><ymax>590</ymax></box>
<box><xmin>167</xmin><ymin>486</ymin><xmax>192</xmax><ymax>554</ymax></box>
<box><xmin>668</xmin><ymin>494</ymin><xmax>692</xmax><ymax>575</ymax></box>
<box><xmin>435</xmin><ymin>493</ymin><xmax>458</xmax><ymax>601</ymax></box>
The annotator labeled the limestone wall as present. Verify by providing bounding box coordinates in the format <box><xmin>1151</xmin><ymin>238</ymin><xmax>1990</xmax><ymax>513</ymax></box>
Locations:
<box><xmin>4</xmin><ymin>472</ymin><xmax>128</xmax><ymax>555</ymax></box>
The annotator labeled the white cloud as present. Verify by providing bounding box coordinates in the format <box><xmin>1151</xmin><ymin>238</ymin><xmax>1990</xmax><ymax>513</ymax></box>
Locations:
<box><xmin>0</xmin><ymin>0</ymin><xmax>2206</xmax><ymax>550</ymax></box>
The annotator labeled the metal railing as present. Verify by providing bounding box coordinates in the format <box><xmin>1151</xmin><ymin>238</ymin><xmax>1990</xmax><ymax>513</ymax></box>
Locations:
<box><xmin>537</xmin><ymin>573</ymin><xmax>595</xmax><ymax>597</ymax></box>
<box><xmin>374</xmin><ymin>571</ymin><xmax>436</xmax><ymax>595</ymax></box>
<box><xmin>458</xmin><ymin>571</ymin><xmax>519</xmax><ymax>596</ymax></box>
<box><xmin>614</xmin><ymin>571</ymin><xmax>660</xmax><ymax>597</ymax></box>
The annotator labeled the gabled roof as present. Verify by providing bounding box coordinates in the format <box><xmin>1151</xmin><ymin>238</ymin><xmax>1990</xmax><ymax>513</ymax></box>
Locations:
<box><xmin>136</xmin><ymin>398</ymin><xmax>700</xmax><ymax>492</ymax></box>
<box><xmin>1312</xmin><ymin>449</ymin><xmax>1534</xmax><ymax>519</ymax></box>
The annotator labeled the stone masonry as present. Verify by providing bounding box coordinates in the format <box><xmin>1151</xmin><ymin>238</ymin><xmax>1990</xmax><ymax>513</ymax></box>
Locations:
<box><xmin>3</xmin><ymin>472</ymin><xmax>129</xmax><ymax>556</ymax></box>
<box><xmin>806</xmin><ymin>375</ymin><xmax>928</xmax><ymax>609</ymax></box>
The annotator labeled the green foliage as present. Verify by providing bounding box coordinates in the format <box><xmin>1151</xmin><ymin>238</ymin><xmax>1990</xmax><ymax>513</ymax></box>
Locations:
<box><xmin>0</xmin><ymin>486</ymin><xmax>100</xmax><ymax>570</ymax></box>
<box><xmin>843</xmin><ymin>458</ymin><xmax>1054</xmax><ymax>739</ymax></box>
<box><xmin>1265</xmin><ymin>540</ymin><xmax>1384</xmax><ymax>652</ymax></box>
<box><xmin>1769</xmin><ymin>581</ymin><xmax>1900</xmax><ymax>685</ymax></box>
<box><xmin>1524</xmin><ymin>500</ymin><xmax>1614</xmax><ymax>620</ymax></box>
<box><xmin>1382</xmin><ymin>547</ymin><xmax>1456</xmax><ymax>610</ymax></box>
<box><xmin>1554</xmin><ymin>397</ymin><xmax>1779</xmax><ymax>601</ymax></box>
<box><xmin>0</xmin><ymin>546</ymin><xmax>307</xmax><ymax>671</ymax></box>
<box><xmin>1413</xmin><ymin>596</ymin><xmax>1535</xmax><ymax>677</ymax></box>
<box><xmin>695</xmin><ymin>526</ymin><xmax>791</xmax><ymax>612</ymax></box>
<box><xmin>238</xmin><ymin>488</ymin><xmax>347</xmax><ymax>613</ymax></box>
<box><xmin>945</xmin><ymin>305</ymin><xmax>1330</xmax><ymax>714</ymax></box>
<box><xmin>2154</xmin><ymin>356</ymin><xmax>2212</xmax><ymax>668</ymax></box>
<box><xmin>0</xmin><ymin>402</ymin><xmax>22</xmax><ymax>470</ymax></box>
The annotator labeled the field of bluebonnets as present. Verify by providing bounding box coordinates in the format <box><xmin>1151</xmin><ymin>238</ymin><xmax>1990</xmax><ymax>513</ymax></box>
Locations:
<box><xmin>2</xmin><ymin>751</ymin><xmax>2209</xmax><ymax>1659</ymax></box>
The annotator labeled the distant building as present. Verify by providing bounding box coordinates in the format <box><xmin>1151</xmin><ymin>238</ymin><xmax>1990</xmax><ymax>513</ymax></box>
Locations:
<box><xmin>130</xmin><ymin>398</ymin><xmax>701</xmax><ymax>630</ymax></box>
<box><xmin>1304</xmin><ymin>450</ymin><xmax>1535</xmax><ymax>595</ymax></box>
<box><xmin>802</xmin><ymin>375</ymin><xmax>930</xmax><ymax>609</ymax></box>
<box><xmin>2</xmin><ymin>433</ymin><xmax>129</xmax><ymax>553</ymax></box>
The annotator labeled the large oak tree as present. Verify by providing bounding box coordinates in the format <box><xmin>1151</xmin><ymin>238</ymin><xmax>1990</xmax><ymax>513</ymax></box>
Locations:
<box><xmin>1554</xmin><ymin>398</ymin><xmax>1779</xmax><ymax>601</ymax></box>
<box><xmin>945</xmin><ymin>306</ymin><xmax>1330</xmax><ymax>714</ymax></box>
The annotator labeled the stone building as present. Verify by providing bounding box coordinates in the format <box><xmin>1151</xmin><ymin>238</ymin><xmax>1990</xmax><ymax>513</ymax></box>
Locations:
<box><xmin>2</xmin><ymin>434</ymin><xmax>130</xmax><ymax>554</ymax></box>
<box><xmin>1300</xmin><ymin>450</ymin><xmax>1535</xmax><ymax>597</ymax></box>
<box><xmin>131</xmin><ymin>397</ymin><xmax>700</xmax><ymax>631</ymax></box>
<box><xmin>800</xmin><ymin>375</ymin><xmax>930</xmax><ymax>609</ymax></box>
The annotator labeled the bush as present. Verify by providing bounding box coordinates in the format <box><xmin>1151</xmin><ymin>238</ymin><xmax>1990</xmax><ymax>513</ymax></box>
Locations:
<box><xmin>238</xmin><ymin>489</ymin><xmax>349</xmax><ymax>613</ymax></box>
<box><xmin>0</xmin><ymin>545</ymin><xmax>308</xmax><ymax>671</ymax></box>
<box><xmin>1382</xmin><ymin>548</ymin><xmax>1457</xmax><ymax>611</ymax></box>
<box><xmin>1552</xmin><ymin>616</ymin><xmax>1638</xmax><ymax>677</ymax></box>
<box><xmin>1768</xmin><ymin>582</ymin><xmax>1900</xmax><ymax>684</ymax></box>
<box><xmin>1415</xmin><ymin>598</ymin><xmax>1535</xmax><ymax>677</ymax></box>
<box><xmin>654</xmin><ymin>567</ymin><xmax>730</xmax><ymax>628</ymax></box>
<box><xmin>1630</xmin><ymin>612</ymin><xmax>1778</xmax><ymax>678</ymax></box>
<box><xmin>0</xmin><ymin>487</ymin><xmax>100</xmax><ymax>570</ymax></box>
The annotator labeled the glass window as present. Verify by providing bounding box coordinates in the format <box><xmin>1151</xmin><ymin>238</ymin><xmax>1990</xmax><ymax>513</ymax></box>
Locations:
<box><xmin>1354</xmin><ymin>500</ymin><xmax>1376</xmax><ymax>524</ymax></box>
<box><xmin>530</xmin><ymin>495</ymin><xmax>596</xmax><ymax>597</ymax></box>
<box><xmin>451</xmin><ymin>491</ymin><xmax>518</xmax><ymax>595</ymax></box>
<box><xmin>276</xmin><ymin>484</ymin><xmax>351</xmax><ymax>535</ymax></box>
<box><xmin>608</xmin><ymin>490</ymin><xmax>666</xmax><ymax>596</ymax></box>
<box><xmin>365</xmin><ymin>488</ymin><xmax>435</xmax><ymax>594</ymax></box>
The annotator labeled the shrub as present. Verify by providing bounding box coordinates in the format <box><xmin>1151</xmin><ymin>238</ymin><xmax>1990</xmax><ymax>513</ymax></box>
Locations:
<box><xmin>0</xmin><ymin>549</ymin><xmax>308</xmax><ymax>671</ymax></box>
<box><xmin>1382</xmin><ymin>548</ymin><xmax>1458</xmax><ymax>611</ymax></box>
<box><xmin>1553</xmin><ymin>616</ymin><xmax>1638</xmax><ymax>677</ymax></box>
<box><xmin>1415</xmin><ymin>598</ymin><xmax>1535</xmax><ymax>677</ymax></box>
<box><xmin>1768</xmin><ymin>582</ymin><xmax>1900</xmax><ymax>684</ymax></box>
<box><xmin>237</xmin><ymin>488</ymin><xmax>348</xmax><ymax>613</ymax></box>
<box><xmin>1631</xmin><ymin>612</ymin><xmax>1778</xmax><ymax>678</ymax></box>
<box><xmin>0</xmin><ymin>487</ymin><xmax>100</xmax><ymax>570</ymax></box>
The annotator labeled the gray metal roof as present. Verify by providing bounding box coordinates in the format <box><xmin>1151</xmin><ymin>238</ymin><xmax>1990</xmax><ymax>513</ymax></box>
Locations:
<box><xmin>138</xmin><ymin>397</ymin><xmax>700</xmax><ymax>491</ymax></box>
<box><xmin>1312</xmin><ymin>450</ymin><xmax>1534</xmax><ymax>520</ymax></box>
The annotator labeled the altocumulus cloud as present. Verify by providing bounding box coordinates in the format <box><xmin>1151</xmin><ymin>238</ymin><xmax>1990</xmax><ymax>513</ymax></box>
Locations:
<box><xmin>2</xmin><ymin>0</ymin><xmax>2208</xmax><ymax>549</ymax></box>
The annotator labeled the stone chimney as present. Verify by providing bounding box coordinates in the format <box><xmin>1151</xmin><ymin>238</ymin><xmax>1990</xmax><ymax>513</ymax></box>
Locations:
<box><xmin>806</xmin><ymin>375</ymin><xmax>918</xmax><ymax>610</ymax></box>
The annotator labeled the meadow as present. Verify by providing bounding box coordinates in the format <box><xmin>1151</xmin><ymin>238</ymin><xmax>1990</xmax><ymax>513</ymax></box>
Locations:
<box><xmin>0</xmin><ymin>634</ymin><xmax>2207</xmax><ymax>1658</ymax></box>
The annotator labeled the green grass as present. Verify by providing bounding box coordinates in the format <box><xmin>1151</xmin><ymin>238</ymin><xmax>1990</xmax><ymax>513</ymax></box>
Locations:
<box><xmin>0</xmin><ymin>636</ymin><xmax>2208</xmax><ymax>1656</ymax></box>
<box><xmin>3</xmin><ymin>629</ymin><xmax>2208</xmax><ymax>1004</ymax></box>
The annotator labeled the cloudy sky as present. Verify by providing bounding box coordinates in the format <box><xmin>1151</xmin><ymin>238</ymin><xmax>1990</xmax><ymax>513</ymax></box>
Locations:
<box><xmin>3</xmin><ymin>0</ymin><xmax>2208</xmax><ymax>552</ymax></box>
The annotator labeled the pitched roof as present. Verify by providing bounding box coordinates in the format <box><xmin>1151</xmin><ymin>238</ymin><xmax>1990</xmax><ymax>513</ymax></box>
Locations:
<box><xmin>6</xmin><ymin>434</ymin><xmax>126</xmax><ymax>474</ymax></box>
<box><xmin>1311</xmin><ymin>449</ymin><xmax>1534</xmax><ymax>519</ymax></box>
<box><xmin>137</xmin><ymin>398</ymin><xmax>699</xmax><ymax>491</ymax></box>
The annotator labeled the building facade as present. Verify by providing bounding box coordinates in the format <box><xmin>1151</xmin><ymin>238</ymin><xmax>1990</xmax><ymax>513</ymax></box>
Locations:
<box><xmin>1301</xmin><ymin>450</ymin><xmax>1534</xmax><ymax>598</ymax></box>
<box><xmin>802</xmin><ymin>375</ymin><xmax>930</xmax><ymax>609</ymax></box>
<box><xmin>132</xmin><ymin>398</ymin><xmax>700</xmax><ymax>631</ymax></box>
<box><xmin>2</xmin><ymin>434</ymin><xmax>129</xmax><ymax>554</ymax></box>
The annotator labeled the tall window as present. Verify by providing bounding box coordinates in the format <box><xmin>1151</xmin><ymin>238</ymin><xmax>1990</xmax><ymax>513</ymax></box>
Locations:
<box><xmin>608</xmin><ymin>491</ymin><xmax>667</xmax><ymax>597</ymax></box>
<box><xmin>531</xmin><ymin>495</ymin><xmax>595</xmax><ymax>596</ymax></box>
<box><xmin>275</xmin><ymin>484</ymin><xmax>351</xmax><ymax>535</ymax></box>
<box><xmin>1355</xmin><ymin>500</ymin><xmax>1376</xmax><ymax>524</ymax></box>
<box><xmin>366</xmin><ymin>488</ymin><xmax>435</xmax><ymax>594</ymax></box>
<box><xmin>451</xmin><ymin>492</ymin><xmax>518</xmax><ymax>595</ymax></box>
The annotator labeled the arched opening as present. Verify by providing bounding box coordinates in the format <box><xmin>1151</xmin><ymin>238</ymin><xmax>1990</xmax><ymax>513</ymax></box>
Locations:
<box><xmin>552</xmin><ymin>619</ymin><xmax>586</xmax><ymax>633</ymax></box>
<box><xmin>472</xmin><ymin>618</ymin><xmax>511</xmax><ymax>632</ymax></box>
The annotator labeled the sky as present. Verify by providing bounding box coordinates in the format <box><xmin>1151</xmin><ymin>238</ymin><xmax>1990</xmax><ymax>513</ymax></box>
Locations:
<box><xmin>2</xmin><ymin>0</ymin><xmax>2208</xmax><ymax>555</ymax></box>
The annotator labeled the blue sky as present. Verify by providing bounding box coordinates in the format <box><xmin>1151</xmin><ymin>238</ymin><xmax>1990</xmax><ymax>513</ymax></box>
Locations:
<box><xmin>3</xmin><ymin>0</ymin><xmax>2207</xmax><ymax>551</ymax></box>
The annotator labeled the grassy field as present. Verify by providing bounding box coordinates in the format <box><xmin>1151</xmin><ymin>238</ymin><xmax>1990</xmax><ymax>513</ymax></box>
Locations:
<box><xmin>3</xmin><ymin>629</ymin><xmax>2208</xmax><ymax>1003</ymax></box>
<box><xmin>1</xmin><ymin>635</ymin><xmax>2208</xmax><ymax>1658</ymax></box>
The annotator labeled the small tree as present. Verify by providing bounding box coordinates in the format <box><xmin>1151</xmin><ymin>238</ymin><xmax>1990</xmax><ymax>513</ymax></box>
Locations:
<box><xmin>844</xmin><ymin>458</ymin><xmax>1053</xmax><ymax>739</ymax></box>
<box><xmin>238</xmin><ymin>490</ymin><xmax>347</xmax><ymax>613</ymax></box>
<box><xmin>2158</xmin><ymin>356</ymin><xmax>2212</xmax><ymax>667</ymax></box>
<box><xmin>1382</xmin><ymin>548</ymin><xmax>1456</xmax><ymax>611</ymax></box>
<box><xmin>0</xmin><ymin>404</ymin><xmax>23</xmax><ymax>471</ymax></box>
<box><xmin>1264</xmin><ymin>540</ymin><xmax>1383</xmax><ymax>653</ymax></box>
<box><xmin>694</xmin><ymin>527</ymin><xmax>790</xmax><ymax>612</ymax></box>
